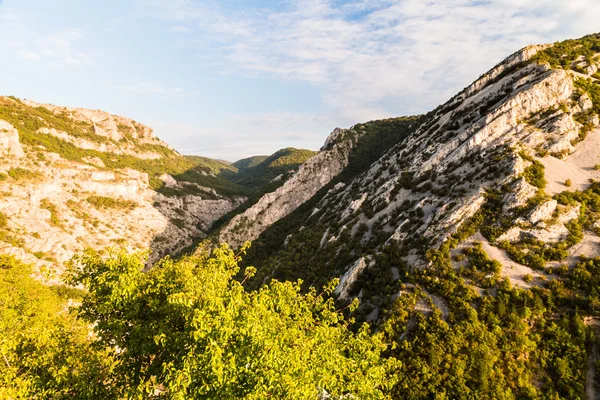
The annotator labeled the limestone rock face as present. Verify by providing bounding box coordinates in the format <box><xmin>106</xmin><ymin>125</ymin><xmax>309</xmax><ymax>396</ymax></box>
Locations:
<box><xmin>219</xmin><ymin>128</ymin><xmax>360</xmax><ymax>248</ymax></box>
<box><xmin>0</xmin><ymin>100</ymin><xmax>244</xmax><ymax>282</ymax></box>
<box><xmin>0</xmin><ymin>120</ymin><xmax>24</xmax><ymax>158</ymax></box>
<box><xmin>528</xmin><ymin>200</ymin><xmax>558</xmax><ymax>225</ymax></box>
<box><xmin>335</xmin><ymin>257</ymin><xmax>369</xmax><ymax>301</ymax></box>
<box><xmin>22</xmin><ymin>99</ymin><xmax>156</xmax><ymax>142</ymax></box>
<box><xmin>273</xmin><ymin>41</ymin><xmax>600</xmax><ymax>279</ymax></box>
<box><xmin>502</xmin><ymin>178</ymin><xmax>538</xmax><ymax>212</ymax></box>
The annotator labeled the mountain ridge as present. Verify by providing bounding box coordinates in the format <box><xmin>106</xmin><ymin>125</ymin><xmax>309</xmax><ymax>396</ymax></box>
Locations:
<box><xmin>2</xmin><ymin>33</ymin><xmax>600</xmax><ymax>398</ymax></box>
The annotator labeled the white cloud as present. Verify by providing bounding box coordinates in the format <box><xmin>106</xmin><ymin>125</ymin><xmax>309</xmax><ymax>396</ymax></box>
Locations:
<box><xmin>143</xmin><ymin>0</ymin><xmax>600</xmax><ymax>121</ymax></box>
<box><xmin>0</xmin><ymin>14</ymin><xmax>97</xmax><ymax>67</ymax></box>
<box><xmin>34</xmin><ymin>28</ymin><xmax>96</xmax><ymax>66</ymax></box>
<box><xmin>115</xmin><ymin>81</ymin><xmax>195</xmax><ymax>99</ymax></box>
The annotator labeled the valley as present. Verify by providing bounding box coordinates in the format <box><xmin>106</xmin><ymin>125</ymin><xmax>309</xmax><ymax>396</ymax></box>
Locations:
<box><xmin>2</xmin><ymin>33</ymin><xmax>600</xmax><ymax>399</ymax></box>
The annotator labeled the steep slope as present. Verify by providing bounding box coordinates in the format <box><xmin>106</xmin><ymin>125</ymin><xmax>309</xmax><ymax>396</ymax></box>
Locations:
<box><xmin>0</xmin><ymin>97</ymin><xmax>245</xmax><ymax>281</ymax></box>
<box><xmin>224</xmin><ymin>147</ymin><xmax>317</xmax><ymax>190</ymax></box>
<box><xmin>218</xmin><ymin>119</ymin><xmax>422</xmax><ymax>248</ymax></box>
<box><xmin>245</xmin><ymin>35</ymin><xmax>600</xmax><ymax>301</ymax></box>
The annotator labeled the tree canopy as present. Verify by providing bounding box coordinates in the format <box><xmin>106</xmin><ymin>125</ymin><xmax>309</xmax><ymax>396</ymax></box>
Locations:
<box><xmin>64</xmin><ymin>243</ymin><xmax>398</xmax><ymax>399</ymax></box>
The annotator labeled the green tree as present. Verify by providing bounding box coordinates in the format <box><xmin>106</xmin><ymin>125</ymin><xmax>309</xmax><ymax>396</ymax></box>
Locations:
<box><xmin>67</xmin><ymin>243</ymin><xmax>399</xmax><ymax>399</ymax></box>
<box><xmin>0</xmin><ymin>255</ymin><xmax>115</xmax><ymax>399</ymax></box>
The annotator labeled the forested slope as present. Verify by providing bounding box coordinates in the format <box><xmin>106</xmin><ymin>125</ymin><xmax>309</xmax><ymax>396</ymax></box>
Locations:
<box><xmin>2</xmin><ymin>33</ymin><xmax>600</xmax><ymax>399</ymax></box>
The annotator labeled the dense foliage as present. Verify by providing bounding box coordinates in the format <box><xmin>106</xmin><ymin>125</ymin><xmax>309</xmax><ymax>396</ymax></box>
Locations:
<box><xmin>0</xmin><ymin>255</ymin><xmax>115</xmax><ymax>399</ymax></box>
<box><xmin>3</xmin><ymin>238</ymin><xmax>598</xmax><ymax>399</ymax></box>
<box><xmin>532</xmin><ymin>33</ymin><xmax>600</xmax><ymax>70</ymax></box>
<box><xmin>61</xmin><ymin>244</ymin><xmax>396</xmax><ymax>399</ymax></box>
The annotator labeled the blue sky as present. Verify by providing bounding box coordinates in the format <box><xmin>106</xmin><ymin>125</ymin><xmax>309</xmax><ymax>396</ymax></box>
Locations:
<box><xmin>0</xmin><ymin>0</ymin><xmax>598</xmax><ymax>161</ymax></box>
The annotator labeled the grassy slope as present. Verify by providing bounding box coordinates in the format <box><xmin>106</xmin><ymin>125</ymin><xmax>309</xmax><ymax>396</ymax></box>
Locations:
<box><xmin>233</xmin><ymin>155</ymin><xmax>269</xmax><ymax>170</ymax></box>
<box><xmin>225</xmin><ymin>147</ymin><xmax>317</xmax><ymax>189</ymax></box>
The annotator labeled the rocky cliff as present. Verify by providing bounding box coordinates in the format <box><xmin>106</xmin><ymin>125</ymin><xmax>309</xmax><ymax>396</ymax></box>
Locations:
<box><xmin>243</xmin><ymin>34</ymin><xmax>600</xmax><ymax>307</ymax></box>
<box><xmin>0</xmin><ymin>97</ymin><xmax>244</xmax><ymax>281</ymax></box>
<box><xmin>218</xmin><ymin>128</ymin><xmax>358</xmax><ymax>247</ymax></box>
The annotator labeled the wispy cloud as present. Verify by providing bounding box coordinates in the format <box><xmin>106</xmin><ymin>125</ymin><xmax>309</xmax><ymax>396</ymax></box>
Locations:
<box><xmin>114</xmin><ymin>81</ymin><xmax>195</xmax><ymax>99</ymax></box>
<box><xmin>142</xmin><ymin>0</ymin><xmax>600</xmax><ymax>120</ymax></box>
<box><xmin>35</xmin><ymin>28</ymin><xmax>96</xmax><ymax>66</ymax></box>
<box><xmin>0</xmin><ymin>13</ymin><xmax>97</xmax><ymax>67</ymax></box>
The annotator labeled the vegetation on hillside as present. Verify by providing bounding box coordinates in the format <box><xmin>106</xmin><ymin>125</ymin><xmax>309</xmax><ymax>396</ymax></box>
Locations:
<box><xmin>0</xmin><ymin>246</ymin><xmax>399</xmax><ymax>398</ymax></box>
<box><xmin>0</xmin><ymin>255</ymin><xmax>114</xmax><ymax>399</ymax></box>
<box><xmin>184</xmin><ymin>155</ymin><xmax>236</xmax><ymax>175</ymax></box>
<box><xmin>532</xmin><ymin>33</ymin><xmax>600</xmax><ymax>70</ymax></box>
<box><xmin>2</xmin><ymin>234</ymin><xmax>598</xmax><ymax>398</ymax></box>
<box><xmin>0</xmin><ymin>97</ymin><xmax>246</xmax><ymax>198</ymax></box>
<box><xmin>241</xmin><ymin>115</ymin><xmax>424</xmax><ymax>276</ymax></box>
<box><xmin>223</xmin><ymin>147</ymin><xmax>317</xmax><ymax>190</ymax></box>
<box><xmin>232</xmin><ymin>155</ymin><xmax>268</xmax><ymax>170</ymax></box>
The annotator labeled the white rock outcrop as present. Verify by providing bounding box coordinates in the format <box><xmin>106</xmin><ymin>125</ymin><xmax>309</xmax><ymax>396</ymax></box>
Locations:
<box><xmin>0</xmin><ymin>120</ymin><xmax>24</xmax><ymax>158</ymax></box>
<box><xmin>219</xmin><ymin>128</ymin><xmax>360</xmax><ymax>248</ymax></box>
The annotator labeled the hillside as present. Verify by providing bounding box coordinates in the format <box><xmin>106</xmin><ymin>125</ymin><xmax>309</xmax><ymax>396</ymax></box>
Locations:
<box><xmin>224</xmin><ymin>147</ymin><xmax>317</xmax><ymax>190</ymax></box>
<box><xmin>236</xmin><ymin>34</ymin><xmax>600</xmax><ymax>397</ymax></box>
<box><xmin>4</xmin><ymin>33</ymin><xmax>600</xmax><ymax>399</ymax></box>
<box><xmin>218</xmin><ymin>118</ymin><xmax>422</xmax><ymax>247</ymax></box>
<box><xmin>0</xmin><ymin>97</ymin><xmax>246</xmax><ymax>280</ymax></box>
<box><xmin>232</xmin><ymin>155</ymin><xmax>269</xmax><ymax>170</ymax></box>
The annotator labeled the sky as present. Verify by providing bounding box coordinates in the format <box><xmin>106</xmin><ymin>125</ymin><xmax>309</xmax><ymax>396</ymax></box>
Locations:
<box><xmin>0</xmin><ymin>1</ymin><xmax>598</xmax><ymax>161</ymax></box>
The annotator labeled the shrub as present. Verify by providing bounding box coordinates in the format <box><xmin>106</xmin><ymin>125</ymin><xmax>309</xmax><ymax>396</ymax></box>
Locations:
<box><xmin>86</xmin><ymin>196</ymin><xmax>137</xmax><ymax>211</ymax></box>
<box><xmin>565</xmin><ymin>179</ymin><xmax>572</xmax><ymax>187</ymax></box>
<box><xmin>7</xmin><ymin>167</ymin><xmax>43</xmax><ymax>182</ymax></box>
<box><xmin>0</xmin><ymin>211</ymin><xmax>7</xmax><ymax>228</ymax></box>
<box><xmin>523</xmin><ymin>160</ymin><xmax>547</xmax><ymax>189</ymax></box>
<box><xmin>40</xmin><ymin>199</ymin><xmax>62</xmax><ymax>228</ymax></box>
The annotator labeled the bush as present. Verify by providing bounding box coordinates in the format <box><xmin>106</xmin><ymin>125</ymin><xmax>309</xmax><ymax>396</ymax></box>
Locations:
<box><xmin>523</xmin><ymin>160</ymin><xmax>547</xmax><ymax>189</ymax></box>
<box><xmin>7</xmin><ymin>167</ymin><xmax>43</xmax><ymax>182</ymax></box>
<box><xmin>565</xmin><ymin>179</ymin><xmax>572</xmax><ymax>187</ymax></box>
<box><xmin>86</xmin><ymin>196</ymin><xmax>137</xmax><ymax>211</ymax></box>
<box><xmin>40</xmin><ymin>199</ymin><xmax>61</xmax><ymax>228</ymax></box>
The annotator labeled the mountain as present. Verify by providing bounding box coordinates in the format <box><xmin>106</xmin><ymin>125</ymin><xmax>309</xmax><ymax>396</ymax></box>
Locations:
<box><xmin>223</xmin><ymin>34</ymin><xmax>600</xmax><ymax>396</ymax></box>
<box><xmin>218</xmin><ymin>119</ymin><xmax>422</xmax><ymax>247</ymax></box>
<box><xmin>0</xmin><ymin>96</ymin><xmax>247</xmax><ymax>280</ymax></box>
<box><xmin>224</xmin><ymin>147</ymin><xmax>317</xmax><ymax>190</ymax></box>
<box><xmin>232</xmin><ymin>155</ymin><xmax>269</xmax><ymax>170</ymax></box>
<box><xmin>245</xmin><ymin>36</ymin><xmax>600</xmax><ymax>296</ymax></box>
<box><xmin>3</xmin><ymin>33</ymin><xmax>600</xmax><ymax>398</ymax></box>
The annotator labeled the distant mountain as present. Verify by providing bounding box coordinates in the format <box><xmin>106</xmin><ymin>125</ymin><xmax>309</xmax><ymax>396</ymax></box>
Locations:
<box><xmin>225</xmin><ymin>147</ymin><xmax>317</xmax><ymax>190</ymax></box>
<box><xmin>233</xmin><ymin>155</ymin><xmax>269</xmax><ymax>170</ymax></box>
